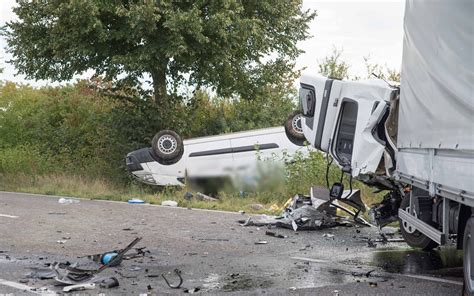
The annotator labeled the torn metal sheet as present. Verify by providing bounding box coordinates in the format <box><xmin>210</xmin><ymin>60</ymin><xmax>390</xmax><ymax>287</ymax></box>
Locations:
<box><xmin>240</xmin><ymin>194</ymin><xmax>347</xmax><ymax>230</ymax></box>
<box><xmin>63</xmin><ymin>282</ymin><xmax>95</xmax><ymax>292</ymax></box>
<box><xmin>26</xmin><ymin>268</ymin><xmax>56</xmax><ymax>280</ymax></box>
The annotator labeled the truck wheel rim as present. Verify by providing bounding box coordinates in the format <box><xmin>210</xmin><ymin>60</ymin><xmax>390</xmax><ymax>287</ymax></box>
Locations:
<box><xmin>292</xmin><ymin>114</ymin><xmax>303</xmax><ymax>134</ymax></box>
<box><xmin>158</xmin><ymin>135</ymin><xmax>177</xmax><ymax>154</ymax></box>
<box><xmin>402</xmin><ymin>206</ymin><xmax>417</xmax><ymax>234</ymax></box>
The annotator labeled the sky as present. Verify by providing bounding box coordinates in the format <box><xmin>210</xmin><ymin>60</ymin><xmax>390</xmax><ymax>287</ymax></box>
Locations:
<box><xmin>0</xmin><ymin>0</ymin><xmax>406</xmax><ymax>87</ymax></box>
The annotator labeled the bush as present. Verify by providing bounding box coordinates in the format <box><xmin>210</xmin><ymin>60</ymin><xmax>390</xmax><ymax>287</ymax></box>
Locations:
<box><xmin>0</xmin><ymin>145</ymin><xmax>56</xmax><ymax>176</ymax></box>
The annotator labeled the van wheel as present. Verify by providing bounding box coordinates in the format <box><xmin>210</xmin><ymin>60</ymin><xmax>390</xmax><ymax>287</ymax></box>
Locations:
<box><xmin>151</xmin><ymin>130</ymin><xmax>184</xmax><ymax>164</ymax></box>
<box><xmin>463</xmin><ymin>216</ymin><xmax>474</xmax><ymax>295</ymax></box>
<box><xmin>399</xmin><ymin>196</ymin><xmax>438</xmax><ymax>251</ymax></box>
<box><xmin>285</xmin><ymin>112</ymin><xmax>305</xmax><ymax>146</ymax></box>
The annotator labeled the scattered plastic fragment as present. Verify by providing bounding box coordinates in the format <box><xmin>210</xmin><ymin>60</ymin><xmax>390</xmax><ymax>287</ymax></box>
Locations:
<box><xmin>249</xmin><ymin>204</ymin><xmax>264</xmax><ymax>211</ymax></box>
<box><xmin>196</xmin><ymin>192</ymin><xmax>218</xmax><ymax>201</ymax></box>
<box><xmin>265</xmin><ymin>231</ymin><xmax>286</xmax><ymax>238</ymax></box>
<box><xmin>63</xmin><ymin>283</ymin><xmax>95</xmax><ymax>292</ymax></box>
<box><xmin>183</xmin><ymin>192</ymin><xmax>194</xmax><ymax>200</ymax></box>
<box><xmin>323</xmin><ymin>233</ymin><xmax>335</xmax><ymax>238</ymax></box>
<box><xmin>254</xmin><ymin>241</ymin><xmax>268</xmax><ymax>245</ymax></box>
<box><xmin>161</xmin><ymin>200</ymin><xmax>178</xmax><ymax>207</ymax></box>
<box><xmin>99</xmin><ymin>277</ymin><xmax>119</xmax><ymax>289</ymax></box>
<box><xmin>58</xmin><ymin>198</ymin><xmax>80</xmax><ymax>204</ymax></box>
<box><xmin>128</xmin><ymin>198</ymin><xmax>145</xmax><ymax>204</ymax></box>
<box><xmin>184</xmin><ymin>287</ymin><xmax>201</xmax><ymax>294</ymax></box>
<box><xmin>367</xmin><ymin>238</ymin><xmax>377</xmax><ymax>248</ymax></box>
<box><xmin>26</xmin><ymin>268</ymin><xmax>56</xmax><ymax>280</ymax></box>
<box><xmin>162</xmin><ymin>269</ymin><xmax>183</xmax><ymax>289</ymax></box>
<box><xmin>101</xmin><ymin>252</ymin><xmax>118</xmax><ymax>265</ymax></box>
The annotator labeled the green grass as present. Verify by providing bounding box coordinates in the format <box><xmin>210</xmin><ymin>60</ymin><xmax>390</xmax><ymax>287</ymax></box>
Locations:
<box><xmin>0</xmin><ymin>173</ymin><xmax>286</xmax><ymax>214</ymax></box>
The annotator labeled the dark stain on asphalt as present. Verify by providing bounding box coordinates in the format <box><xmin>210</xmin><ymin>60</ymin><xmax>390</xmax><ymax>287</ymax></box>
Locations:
<box><xmin>371</xmin><ymin>247</ymin><xmax>463</xmax><ymax>275</ymax></box>
<box><xmin>221</xmin><ymin>274</ymin><xmax>273</xmax><ymax>291</ymax></box>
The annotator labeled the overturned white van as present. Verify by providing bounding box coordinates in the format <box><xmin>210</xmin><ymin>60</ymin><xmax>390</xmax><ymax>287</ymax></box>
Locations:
<box><xmin>126</xmin><ymin>113</ymin><xmax>310</xmax><ymax>187</ymax></box>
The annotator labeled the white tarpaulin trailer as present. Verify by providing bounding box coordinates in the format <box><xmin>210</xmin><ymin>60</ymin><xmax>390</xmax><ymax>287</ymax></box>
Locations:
<box><xmin>399</xmin><ymin>0</ymin><xmax>474</xmax><ymax>151</ymax></box>
<box><xmin>397</xmin><ymin>0</ymin><xmax>474</xmax><ymax>199</ymax></box>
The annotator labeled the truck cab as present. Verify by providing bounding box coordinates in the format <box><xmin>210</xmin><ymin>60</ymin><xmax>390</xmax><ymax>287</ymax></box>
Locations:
<box><xmin>299</xmin><ymin>75</ymin><xmax>398</xmax><ymax>181</ymax></box>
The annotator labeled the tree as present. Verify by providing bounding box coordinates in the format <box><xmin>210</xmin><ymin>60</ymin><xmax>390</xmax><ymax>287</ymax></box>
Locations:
<box><xmin>4</xmin><ymin>1</ymin><xmax>315</xmax><ymax>106</ymax></box>
<box><xmin>317</xmin><ymin>46</ymin><xmax>350</xmax><ymax>80</ymax></box>
<box><xmin>363</xmin><ymin>56</ymin><xmax>400</xmax><ymax>82</ymax></box>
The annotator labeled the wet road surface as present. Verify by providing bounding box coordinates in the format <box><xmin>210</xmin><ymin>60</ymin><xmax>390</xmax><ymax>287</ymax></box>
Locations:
<box><xmin>0</xmin><ymin>191</ymin><xmax>465</xmax><ymax>295</ymax></box>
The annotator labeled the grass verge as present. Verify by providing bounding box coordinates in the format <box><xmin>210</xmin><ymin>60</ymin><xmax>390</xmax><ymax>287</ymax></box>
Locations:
<box><xmin>0</xmin><ymin>173</ymin><xmax>285</xmax><ymax>214</ymax></box>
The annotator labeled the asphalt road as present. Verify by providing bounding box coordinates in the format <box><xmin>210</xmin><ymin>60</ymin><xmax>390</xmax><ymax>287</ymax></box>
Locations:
<box><xmin>0</xmin><ymin>191</ymin><xmax>465</xmax><ymax>295</ymax></box>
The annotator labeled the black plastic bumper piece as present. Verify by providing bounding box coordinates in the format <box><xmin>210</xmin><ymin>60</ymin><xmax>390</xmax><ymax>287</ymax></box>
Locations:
<box><xmin>126</xmin><ymin>148</ymin><xmax>155</xmax><ymax>172</ymax></box>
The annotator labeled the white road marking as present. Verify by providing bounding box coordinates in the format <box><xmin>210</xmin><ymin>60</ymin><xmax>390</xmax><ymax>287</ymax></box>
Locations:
<box><xmin>0</xmin><ymin>214</ymin><xmax>18</xmax><ymax>219</ymax></box>
<box><xmin>402</xmin><ymin>274</ymin><xmax>463</xmax><ymax>286</ymax></box>
<box><xmin>0</xmin><ymin>278</ymin><xmax>57</xmax><ymax>295</ymax></box>
<box><xmin>291</xmin><ymin>256</ymin><xmax>328</xmax><ymax>263</ymax></box>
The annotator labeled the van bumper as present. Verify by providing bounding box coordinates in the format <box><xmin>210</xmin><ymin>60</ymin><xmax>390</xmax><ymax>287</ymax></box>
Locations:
<box><xmin>126</xmin><ymin>148</ymin><xmax>155</xmax><ymax>173</ymax></box>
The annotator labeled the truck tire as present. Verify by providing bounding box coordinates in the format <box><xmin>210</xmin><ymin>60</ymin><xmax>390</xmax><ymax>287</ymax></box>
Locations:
<box><xmin>399</xmin><ymin>196</ymin><xmax>438</xmax><ymax>251</ymax></box>
<box><xmin>151</xmin><ymin>130</ymin><xmax>184</xmax><ymax>164</ymax></box>
<box><xmin>463</xmin><ymin>216</ymin><xmax>474</xmax><ymax>295</ymax></box>
<box><xmin>284</xmin><ymin>111</ymin><xmax>305</xmax><ymax>146</ymax></box>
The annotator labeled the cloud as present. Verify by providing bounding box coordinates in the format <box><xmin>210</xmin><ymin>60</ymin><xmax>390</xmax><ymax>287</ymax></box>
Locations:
<box><xmin>297</xmin><ymin>1</ymin><xmax>405</xmax><ymax>77</ymax></box>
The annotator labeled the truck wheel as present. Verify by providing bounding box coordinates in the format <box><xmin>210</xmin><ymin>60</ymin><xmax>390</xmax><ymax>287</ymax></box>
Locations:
<box><xmin>284</xmin><ymin>111</ymin><xmax>305</xmax><ymax>146</ymax></box>
<box><xmin>399</xmin><ymin>196</ymin><xmax>438</xmax><ymax>251</ymax></box>
<box><xmin>151</xmin><ymin>130</ymin><xmax>184</xmax><ymax>164</ymax></box>
<box><xmin>463</xmin><ymin>216</ymin><xmax>474</xmax><ymax>295</ymax></box>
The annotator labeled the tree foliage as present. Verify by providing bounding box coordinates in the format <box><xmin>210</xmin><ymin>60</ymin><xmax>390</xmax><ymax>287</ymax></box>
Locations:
<box><xmin>363</xmin><ymin>56</ymin><xmax>400</xmax><ymax>82</ymax></box>
<box><xmin>318</xmin><ymin>46</ymin><xmax>350</xmax><ymax>80</ymax></box>
<box><xmin>317</xmin><ymin>47</ymin><xmax>401</xmax><ymax>82</ymax></box>
<box><xmin>4</xmin><ymin>0</ymin><xmax>315</xmax><ymax>105</ymax></box>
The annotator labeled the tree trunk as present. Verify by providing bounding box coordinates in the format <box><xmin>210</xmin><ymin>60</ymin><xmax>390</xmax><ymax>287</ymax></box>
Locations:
<box><xmin>151</xmin><ymin>66</ymin><xmax>167</xmax><ymax>106</ymax></box>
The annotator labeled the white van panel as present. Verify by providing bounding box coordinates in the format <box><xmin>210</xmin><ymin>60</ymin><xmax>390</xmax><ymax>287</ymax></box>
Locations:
<box><xmin>184</xmin><ymin>139</ymin><xmax>234</xmax><ymax>177</ymax></box>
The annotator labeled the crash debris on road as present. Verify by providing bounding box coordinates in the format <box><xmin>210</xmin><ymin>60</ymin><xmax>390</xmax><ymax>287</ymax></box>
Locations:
<box><xmin>239</xmin><ymin>188</ymin><xmax>369</xmax><ymax>231</ymax></box>
<box><xmin>22</xmin><ymin>237</ymin><xmax>145</xmax><ymax>292</ymax></box>
<box><xmin>17</xmin><ymin>236</ymin><xmax>204</xmax><ymax>293</ymax></box>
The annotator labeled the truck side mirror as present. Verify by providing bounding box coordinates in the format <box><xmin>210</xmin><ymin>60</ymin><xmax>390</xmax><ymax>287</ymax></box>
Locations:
<box><xmin>330</xmin><ymin>182</ymin><xmax>344</xmax><ymax>199</ymax></box>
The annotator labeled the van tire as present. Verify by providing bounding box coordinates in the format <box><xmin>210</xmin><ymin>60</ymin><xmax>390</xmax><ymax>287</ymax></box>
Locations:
<box><xmin>285</xmin><ymin>112</ymin><xmax>305</xmax><ymax>146</ymax></box>
<box><xmin>151</xmin><ymin>130</ymin><xmax>184</xmax><ymax>164</ymax></box>
<box><xmin>463</xmin><ymin>216</ymin><xmax>473</xmax><ymax>295</ymax></box>
<box><xmin>399</xmin><ymin>196</ymin><xmax>438</xmax><ymax>251</ymax></box>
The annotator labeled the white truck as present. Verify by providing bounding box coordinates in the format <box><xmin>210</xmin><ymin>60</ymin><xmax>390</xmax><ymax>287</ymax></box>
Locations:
<box><xmin>299</xmin><ymin>0</ymin><xmax>473</xmax><ymax>293</ymax></box>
